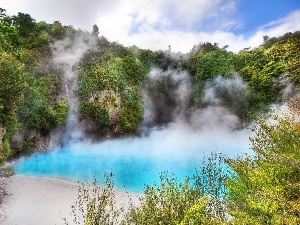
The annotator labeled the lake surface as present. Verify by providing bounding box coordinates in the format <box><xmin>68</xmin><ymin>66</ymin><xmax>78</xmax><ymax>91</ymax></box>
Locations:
<box><xmin>13</xmin><ymin>123</ymin><xmax>251</xmax><ymax>192</ymax></box>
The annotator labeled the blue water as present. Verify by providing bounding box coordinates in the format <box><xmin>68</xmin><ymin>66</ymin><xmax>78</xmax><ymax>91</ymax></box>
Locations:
<box><xmin>13</xmin><ymin>124</ymin><xmax>251</xmax><ymax>192</ymax></box>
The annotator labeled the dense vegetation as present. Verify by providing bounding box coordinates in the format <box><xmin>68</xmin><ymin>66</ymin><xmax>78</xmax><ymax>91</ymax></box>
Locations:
<box><xmin>1</xmin><ymin>8</ymin><xmax>300</xmax><ymax>224</ymax></box>
<box><xmin>1</xmin><ymin>9</ymin><xmax>299</xmax><ymax>159</ymax></box>
<box><xmin>0</xmin><ymin>10</ymin><xmax>68</xmax><ymax>158</ymax></box>
<box><xmin>78</xmin><ymin>43</ymin><xmax>149</xmax><ymax>135</ymax></box>
<box><xmin>225</xmin><ymin>97</ymin><xmax>300</xmax><ymax>224</ymax></box>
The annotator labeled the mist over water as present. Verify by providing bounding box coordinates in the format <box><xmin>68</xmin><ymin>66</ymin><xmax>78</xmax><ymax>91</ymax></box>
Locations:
<box><xmin>14</xmin><ymin>39</ymin><xmax>253</xmax><ymax>192</ymax></box>
<box><xmin>14</xmin><ymin>121</ymin><xmax>251</xmax><ymax>192</ymax></box>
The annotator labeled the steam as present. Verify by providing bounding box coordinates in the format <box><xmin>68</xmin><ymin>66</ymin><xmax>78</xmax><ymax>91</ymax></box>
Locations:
<box><xmin>52</xmin><ymin>33</ymin><xmax>96</xmax><ymax>145</ymax></box>
<box><xmin>141</xmin><ymin>68</ymin><xmax>252</xmax><ymax>157</ymax></box>
<box><xmin>142</xmin><ymin>68</ymin><xmax>191</xmax><ymax>128</ymax></box>
<box><xmin>15</xmin><ymin>117</ymin><xmax>251</xmax><ymax>191</ymax></box>
<box><xmin>204</xmin><ymin>74</ymin><xmax>247</xmax><ymax>105</ymax></box>
<box><xmin>143</xmin><ymin>69</ymin><xmax>249</xmax><ymax>130</ymax></box>
<box><xmin>190</xmin><ymin>106</ymin><xmax>239</xmax><ymax>132</ymax></box>
<box><xmin>14</xmin><ymin>46</ymin><xmax>254</xmax><ymax>191</ymax></box>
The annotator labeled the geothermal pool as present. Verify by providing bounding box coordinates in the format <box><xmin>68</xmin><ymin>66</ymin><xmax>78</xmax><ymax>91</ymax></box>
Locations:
<box><xmin>12</xmin><ymin>37</ymin><xmax>253</xmax><ymax>192</ymax></box>
<box><xmin>13</xmin><ymin>123</ymin><xmax>251</xmax><ymax>192</ymax></box>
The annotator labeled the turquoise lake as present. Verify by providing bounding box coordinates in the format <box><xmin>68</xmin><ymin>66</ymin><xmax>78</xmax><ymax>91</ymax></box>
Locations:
<box><xmin>13</xmin><ymin>124</ymin><xmax>251</xmax><ymax>192</ymax></box>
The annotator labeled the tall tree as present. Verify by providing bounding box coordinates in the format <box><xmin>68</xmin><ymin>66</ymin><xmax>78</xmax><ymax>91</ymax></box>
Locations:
<box><xmin>0</xmin><ymin>8</ymin><xmax>6</xmax><ymax>19</ymax></box>
<box><xmin>11</xmin><ymin>12</ymin><xmax>36</xmax><ymax>37</ymax></box>
<box><xmin>0</xmin><ymin>51</ymin><xmax>28</xmax><ymax>154</ymax></box>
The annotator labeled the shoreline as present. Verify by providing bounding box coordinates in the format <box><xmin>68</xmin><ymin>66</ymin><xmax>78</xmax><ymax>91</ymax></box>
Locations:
<box><xmin>0</xmin><ymin>174</ymin><xmax>141</xmax><ymax>225</ymax></box>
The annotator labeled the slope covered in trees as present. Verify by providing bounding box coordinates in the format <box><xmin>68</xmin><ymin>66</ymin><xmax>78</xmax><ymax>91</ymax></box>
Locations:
<box><xmin>0</xmin><ymin>9</ymin><xmax>300</xmax><ymax>161</ymax></box>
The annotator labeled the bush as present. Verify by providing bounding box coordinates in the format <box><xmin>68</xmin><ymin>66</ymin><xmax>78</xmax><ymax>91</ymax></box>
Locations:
<box><xmin>65</xmin><ymin>153</ymin><xmax>228</xmax><ymax>224</ymax></box>
<box><xmin>225</xmin><ymin>96</ymin><xmax>300</xmax><ymax>224</ymax></box>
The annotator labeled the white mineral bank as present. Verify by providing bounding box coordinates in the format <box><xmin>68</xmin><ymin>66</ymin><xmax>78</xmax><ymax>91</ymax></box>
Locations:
<box><xmin>0</xmin><ymin>175</ymin><xmax>140</xmax><ymax>225</ymax></box>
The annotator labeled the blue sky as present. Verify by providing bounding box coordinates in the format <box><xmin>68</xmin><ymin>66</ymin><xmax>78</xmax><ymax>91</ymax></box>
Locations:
<box><xmin>1</xmin><ymin>0</ymin><xmax>300</xmax><ymax>53</ymax></box>
<box><xmin>236</xmin><ymin>0</ymin><xmax>300</xmax><ymax>35</ymax></box>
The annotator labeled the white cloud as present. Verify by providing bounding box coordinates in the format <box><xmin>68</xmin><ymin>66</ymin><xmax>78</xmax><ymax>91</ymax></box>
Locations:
<box><xmin>1</xmin><ymin>0</ymin><xmax>118</xmax><ymax>29</ymax></box>
<box><xmin>94</xmin><ymin>0</ymin><xmax>238</xmax><ymax>35</ymax></box>
<box><xmin>94</xmin><ymin>2</ymin><xmax>300</xmax><ymax>53</ymax></box>
<box><xmin>1</xmin><ymin>1</ymin><xmax>300</xmax><ymax>53</ymax></box>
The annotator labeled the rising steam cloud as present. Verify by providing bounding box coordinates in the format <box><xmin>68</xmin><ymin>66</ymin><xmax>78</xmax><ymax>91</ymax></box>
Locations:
<box><xmin>143</xmin><ymin>68</ymin><xmax>250</xmax><ymax>132</ymax></box>
<box><xmin>52</xmin><ymin>33</ymin><xmax>96</xmax><ymax>145</ymax></box>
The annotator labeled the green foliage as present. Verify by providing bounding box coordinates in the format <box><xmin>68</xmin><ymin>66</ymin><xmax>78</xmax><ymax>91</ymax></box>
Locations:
<box><xmin>79</xmin><ymin>48</ymin><xmax>147</xmax><ymax>134</ymax></box>
<box><xmin>94</xmin><ymin>107</ymin><xmax>111</xmax><ymax>127</ymax></box>
<box><xmin>0</xmin><ymin>20</ymin><xmax>19</xmax><ymax>49</ymax></box>
<box><xmin>267</xmin><ymin>31</ymin><xmax>300</xmax><ymax>85</ymax></box>
<box><xmin>233</xmin><ymin>32</ymin><xmax>300</xmax><ymax>108</ymax></box>
<box><xmin>124</xmin><ymin>172</ymin><xmax>207</xmax><ymax>225</ymax></box>
<box><xmin>79</xmin><ymin>55</ymin><xmax>122</xmax><ymax>95</ymax></box>
<box><xmin>50</xmin><ymin>21</ymin><xmax>66</xmax><ymax>40</ymax></box>
<box><xmin>19</xmin><ymin>74</ymin><xmax>68</xmax><ymax>135</ymax></box>
<box><xmin>122</xmin><ymin>55</ymin><xmax>148</xmax><ymax>86</ymax></box>
<box><xmin>188</xmin><ymin>32</ymin><xmax>300</xmax><ymax>118</ymax></box>
<box><xmin>0</xmin><ymin>165</ymin><xmax>15</xmax><ymax>177</ymax></box>
<box><xmin>67</xmin><ymin>153</ymin><xmax>228</xmax><ymax>224</ymax></box>
<box><xmin>1</xmin><ymin>11</ymin><xmax>52</xmax><ymax>55</ymax></box>
<box><xmin>81</xmin><ymin>102</ymin><xmax>111</xmax><ymax>127</ymax></box>
<box><xmin>0</xmin><ymin>10</ymin><xmax>68</xmax><ymax>156</ymax></box>
<box><xmin>0</xmin><ymin>51</ymin><xmax>27</xmax><ymax>136</ymax></box>
<box><xmin>2</xmin><ymin>136</ymin><xmax>12</xmax><ymax>156</ymax></box>
<box><xmin>234</xmin><ymin>47</ymin><xmax>278</xmax><ymax>106</ymax></box>
<box><xmin>118</xmin><ymin>86</ymin><xmax>143</xmax><ymax>132</ymax></box>
<box><xmin>79</xmin><ymin>55</ymin><xmax>122</xmax><ymax>130</ymax></box>
<box><xmin>109</xmin><ymin>42</ymin><xmax>134</xmax><ymax>58</ymax></box>
<box><xmin>18</xmin><ymin>49</ymin><xmax>40</xmax><ymax>68</ymax></box>
<box><xmin>179</xmin><ymin>196</ymin><xmax>225</xmax><ymax>225</ymax></box>
<box><xmin>195</xmin><ymin>47</ymin><xmax>235</xmax><ymax>81</ymax></box>
<box><xmin>190</xmin><ymin>44</ymin><xmax>238</xmax><ymax>110</ymax></box>
<box><xmin>123</xmin><ymin>170</ymin><xmax>227</xmax><ymax>225</ymax></box>
<box><xmin>152</xmin><ymin>50</ymin><xmax>178</xmax><ymax>71</ymax></box>
<box><xmin>188</xmin><ymin>42</ymin><xmax>226</xmax><ymax>76</ymax></box>
<box><xmin>137</xmin><ymin>49</ymin><xmax>155</xmax><ymax>70</ymax></box>
<box><xmin>25</xmin><ymin>32</ymin><xmax>52</xmax><ymax>54</ymax></box>
<box><xmin>225</xmin><ymin>97</ymin><xmax>300</xmax><ymax>224</ymax></box>
<box><xmin>11</xmin><ymin>12</ymin><xmax>36</xmax><ymax>38</ymax></box>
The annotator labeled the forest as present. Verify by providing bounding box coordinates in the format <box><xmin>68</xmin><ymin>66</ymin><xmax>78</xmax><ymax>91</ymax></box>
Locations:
<box><xmin>1</xmin><ymin>8</ymin><xmax>300</xmax><ymax>224</ymax></box>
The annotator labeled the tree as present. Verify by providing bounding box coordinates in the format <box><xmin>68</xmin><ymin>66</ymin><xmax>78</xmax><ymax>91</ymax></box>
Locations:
<box><xmin>118</xmin><ymin>86</ymin><xmax>144</xmax><ymax>132</ymax></box>
<box><xmin>263</xmin><ymin>35</ymin><xmax>269</xmax><ymax>42</ymax></box>
<box><xmin>0</xmin><ymin>19</ymin><xmax>19</xmax><ymax>49</ymax></box>
<box><xmin>66</xmin><ymin>153</ymin><xmax>228</xmax><ymax>224</ymax></box>
<box><xmin>11</xmin><ymin>13</ymin><xmax>36</xmax><ymax>38</ymax></box>
<box><xmin>0</xmin><ymin>51</ymin><xmax>27</xmax><ymax>154</ymax></box>
<box><xmin>225</xmin><ymin>96</ymin><xmax>300</xmax><ymax>224</ymax></box>
<box><xmin>124</xmin><ymin>154</ymin><xmax>228</xmax><ymax>225</ymax></box>
<box><xmin>50</xmin><ymin>21</ymin><xmax>66</xmax><ymax>39</ymax></box>
<box><xmin>19</xmin><ymin>73</ymin><xmax>68</xmax><ymax>135</ymax></box>
<box><xmin>233</xmin><ymin>46</ymin><xmax>283</xmax><ymax>110</ymax></box>
<box><xmin>92</xmin><ymin>24</ymin><xmax>99</xmax><ymax>37</ymax></box>
<box><xmin>78</xmin><ymin>50</ymin><xmax>147</xmax><ymax>135</ymax></box>
<box><xmin>0</xmin><ymin>8</ymin><xmax>6</xmax><ymax>19</ymax></box>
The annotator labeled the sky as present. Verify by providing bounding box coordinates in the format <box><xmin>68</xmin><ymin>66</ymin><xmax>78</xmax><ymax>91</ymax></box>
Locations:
<box><xmin>1</xmin><ymin>0</ymin><xmax>300</xmax><ymax>53</ymax></box>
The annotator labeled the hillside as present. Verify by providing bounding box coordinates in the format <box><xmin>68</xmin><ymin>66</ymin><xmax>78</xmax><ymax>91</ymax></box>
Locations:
<box><xmin>0</xmin><ymin>9</ymin><xmax>299</xmax><ymax>162</ymax></box>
